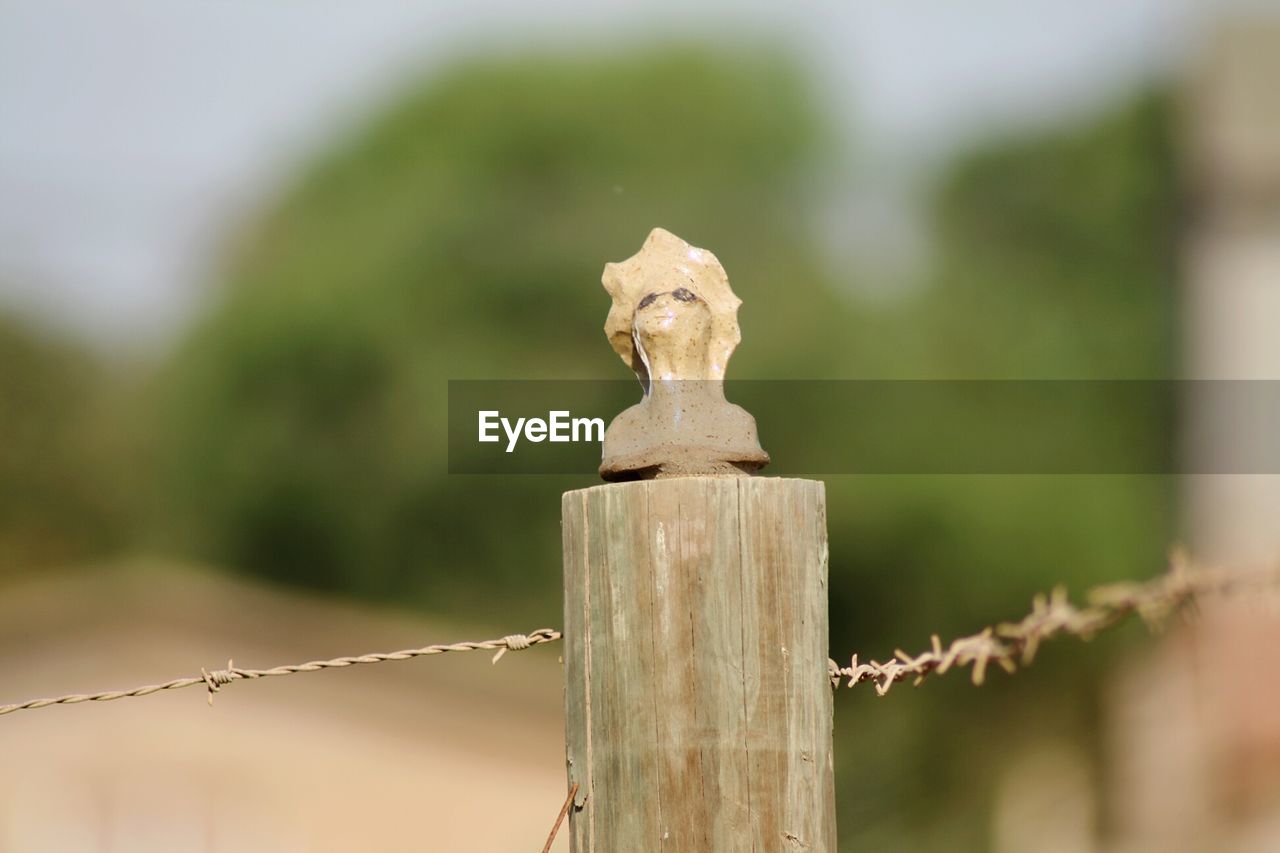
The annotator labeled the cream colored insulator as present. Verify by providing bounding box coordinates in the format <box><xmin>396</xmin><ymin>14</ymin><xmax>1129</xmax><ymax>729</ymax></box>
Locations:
<box><xmin>599</xmin><ymin>227</ymin><xmax>769</xmax><ymax>480</ymax></box>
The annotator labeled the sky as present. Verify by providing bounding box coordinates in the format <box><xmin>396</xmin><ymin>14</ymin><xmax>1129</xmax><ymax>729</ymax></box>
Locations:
<box><xmin>0</xmin><ymin>0</ymin><xmax>1229</xmax><ymax>349</ymax></box>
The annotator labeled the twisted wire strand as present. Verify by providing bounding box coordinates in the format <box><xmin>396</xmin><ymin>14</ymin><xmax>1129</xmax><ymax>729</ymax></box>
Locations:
<box><xmin>829</xmin><ymin>553</ymin><xmax>1280</xmax><ymax>696</ymax></box>
<box><xmin>0</xmin><ymin>628</ymin><xmax>562</xmax><ymax>717</ymax></box>
<box><xmin>3</xmin><ymin>554</ymin><xmax>1274</xmax><ymax>716</ymax></box>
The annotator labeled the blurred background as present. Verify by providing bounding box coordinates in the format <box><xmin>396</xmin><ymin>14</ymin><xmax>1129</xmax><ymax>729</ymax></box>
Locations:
<box><xmin>2</xmin><ymin>1</ymin><xmax>1278</xmax><ymax>850</ymax></box>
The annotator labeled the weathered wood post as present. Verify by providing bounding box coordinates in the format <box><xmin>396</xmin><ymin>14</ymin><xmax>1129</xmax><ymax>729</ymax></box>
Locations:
<box><xmin>561</xmin><ymin>229</ymin><xmax>837</xmax><ymax>850</ymax></box>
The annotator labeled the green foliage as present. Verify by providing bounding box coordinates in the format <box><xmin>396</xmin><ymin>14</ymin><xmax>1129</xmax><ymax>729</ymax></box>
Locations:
<box><xmin>159</xmin><ymin>46</ymin><xmax>848</xmax><ymax>607</ymax></box>
<box><xmin>826</xmin><ymin>91</ymin><xmax>1178</xmax><ymax>639</ymax></box>
<box><xmin>824</xmin><ymin>92</ymin><xmax>1178</xmax><ymax>849</ymax></box>
<box><xmin>0</xmin><ymin>314</ymin><xmax>130</xmax><ymax>572</ymax></box>
<box><xmin>925</xmin><ymin>92</ymin><xmax>1177</xmax><ymax>378</ymax></box>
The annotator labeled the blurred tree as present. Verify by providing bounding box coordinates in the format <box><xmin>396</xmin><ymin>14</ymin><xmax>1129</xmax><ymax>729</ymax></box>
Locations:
<box><xmin>825</xmin><ymin>91</ymin><xmax>1179</xmax><ymax>850</ymax></box>
<box><xmin>158</xmin><ymin>46</ymin><xmax>849</xmax><ymax>610</ymax></box>
<box><xmin>829</xmin><ymin>92</ymin><xmax>1178</xmax><ymax>646</ymax></box>
<box><xmin>0</xmin><ymin>313</ymin><xmax>131</xmax><ymax>573</ymax></box>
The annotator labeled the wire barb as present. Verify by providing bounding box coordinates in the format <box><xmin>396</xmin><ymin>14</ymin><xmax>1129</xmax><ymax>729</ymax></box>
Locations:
<box><xmin>200</xmin><ymin>659</ymin><xmax>241</xmax><ymax>706</ymax></box>
<box><xmin>829</xmin><ymin>554</ymin><xmax>1280</xmax><ymax>695</ymax></box>
<box><xmin>492</xmin><ymin>633</ymin><xmax>533</xmax><ymax>663</ymax></box>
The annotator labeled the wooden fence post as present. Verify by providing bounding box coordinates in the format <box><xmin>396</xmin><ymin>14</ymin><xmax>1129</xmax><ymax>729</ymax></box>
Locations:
<box><xmin>559</xmin><ymin>229</ymin><xmax>836</xmax><ymax>849</ymax></box>
<box><xmin>561</xmin><ymin>476</ymin><xmax>836</xmax><ymax>850</ymax></box>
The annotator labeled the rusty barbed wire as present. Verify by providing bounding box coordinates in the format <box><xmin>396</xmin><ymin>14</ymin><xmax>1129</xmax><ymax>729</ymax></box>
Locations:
<box><xmin>0</xmin><ymin>628</ymin><xmax>561</xmax><ymax>717</ymax></box>
<box><xmin>5</xmin><ymin>554</ymin><xmax>1276</xmax><ymax>717</ymax></box>
<box><xmin>829</xmin><ymin>552</ymin><xmax>1280</xmax><ymax>696</ymax></box>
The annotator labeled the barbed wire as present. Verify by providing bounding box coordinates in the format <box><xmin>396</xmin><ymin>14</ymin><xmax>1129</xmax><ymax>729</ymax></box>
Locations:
<box><xmin>0</xmin><ymin>628</ymin><xmax>561</xmax><ymax>717</ymax></box>
<box><xmin>3</xmin><ymin>554</ymin><xmax>1275</xmax><ymax>718</ymax></box>
<box><xmin>829</xmin><ymin>552</ymin><xmax>1280</xmax><ymax>695</ymax></box>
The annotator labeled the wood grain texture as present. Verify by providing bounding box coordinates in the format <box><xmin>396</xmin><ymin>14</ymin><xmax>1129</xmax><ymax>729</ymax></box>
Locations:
<box><xmin>562</xmin><ymin>477</ymin><xmax>835</xmax><ymax>852</ymax></box>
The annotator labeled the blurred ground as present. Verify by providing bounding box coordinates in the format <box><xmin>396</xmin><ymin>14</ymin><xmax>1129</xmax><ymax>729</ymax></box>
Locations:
<box><xmin>0</xmin><ymin>564</ymin><xmax>568</xmax><ymax>852</ymax></box>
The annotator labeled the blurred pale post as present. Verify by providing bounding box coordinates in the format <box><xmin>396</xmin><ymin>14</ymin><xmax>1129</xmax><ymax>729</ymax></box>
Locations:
<box><xmin>1183</xmin><ymin>20</ymin><xmax>1280</xmax><ymax>562</ymax></box>
<box><xmin>559</xmin><ymin>231</ymin><xmax>837</xmax><ymax>850</ymax></box>
<box><xmin>1111</xmin><ymin>19</ymin><xmax>1280</xmax><ymax>853</ymax></box>
<box><xmin>1182</xmin><ymin>19</ymin><xmax>1280</xmax><ymax>846</ymax></box>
